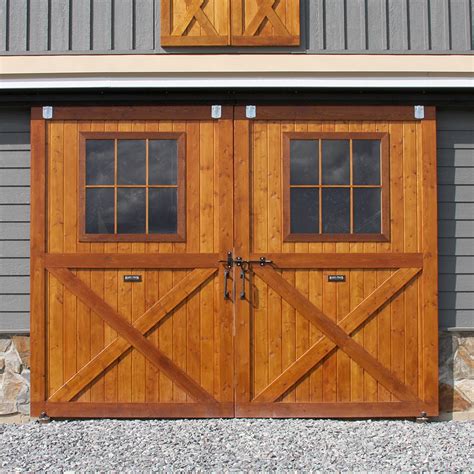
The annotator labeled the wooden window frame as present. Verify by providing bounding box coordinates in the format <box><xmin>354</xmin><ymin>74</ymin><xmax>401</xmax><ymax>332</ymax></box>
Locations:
<box><xmin>283</xmin><ymin>132</ymin><xmax>390</xmax><ymax>243</ymax></box>
<box><xmin>79</xmin><ymin>132</ymin><xmax>186</xmax><ymax>242</ymax></box>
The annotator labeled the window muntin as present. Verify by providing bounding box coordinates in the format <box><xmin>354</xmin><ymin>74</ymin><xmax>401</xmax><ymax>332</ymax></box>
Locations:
<box><xmin>284</xmin><ymin>132</ymin><xmax>389</xmax><ymax>242</ymax></box>
<box><xmin>80</xmin><ymin>132</ymin><xmax>185</xmax><ymax>242</ymax></box>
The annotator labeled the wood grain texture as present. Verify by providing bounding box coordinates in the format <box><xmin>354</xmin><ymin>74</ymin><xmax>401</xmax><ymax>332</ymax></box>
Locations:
<box><xmin>161</xmin><ymin>0</ymin><xmax>230</xmax><ymax>46</ymax></box>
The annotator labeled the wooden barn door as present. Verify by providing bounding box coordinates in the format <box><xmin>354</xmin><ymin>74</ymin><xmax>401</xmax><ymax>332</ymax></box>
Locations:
<box><xmin>30</xmin><ymin>106</ymin><xmax>234</xmax><ymax>418</ymax></box>
<box><xmin>233</xmin><ymin>106</ymin><xmax>439</xmax><ymax>418</ymax></box>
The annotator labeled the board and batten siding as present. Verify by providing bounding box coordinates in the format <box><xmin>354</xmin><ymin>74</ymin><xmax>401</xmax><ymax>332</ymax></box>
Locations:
<box><xmin>0</xmin><ymin>0</ymin><xmax>472</xmax><ymax>54</ymax></box>
<box><xmin>437</xmin><ymin>110</ymin><xmax>474</xmax><ymax>329</ymax></box>
<box><xmin>0</xmin><ymin>109</ymin><xmax>30</xmax><ymax>333</ymax></box>
<box><xmin>0</xmin><ymin>108</ymin><xmax>472</xmax><ymax>333</ymax></box>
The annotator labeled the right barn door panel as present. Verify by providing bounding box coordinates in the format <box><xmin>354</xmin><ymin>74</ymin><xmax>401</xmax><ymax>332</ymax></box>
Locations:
<box><xmin>234</xmin><ymin>107</ymin><xmax>438</xmax><ymax>418</ymax></box>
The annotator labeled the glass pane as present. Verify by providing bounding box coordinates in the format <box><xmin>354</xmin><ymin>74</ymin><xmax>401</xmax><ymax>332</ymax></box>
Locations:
<box><xmin>353</xmin><ymin>140</ymin><xmax>381</xmax><ymax>185</ymax></box>
<box><xmin>149</xmin><ymin>188</ymin><xmax>178</xmax><ymax>234</ymax></box>
<box><xmin>322</xmin><ymin>140</ymin><xmax>350</xmax><ymax>184</ymax></box>
<box><xmin>117</xmin><ymin>188</ymin><xmax>146</xmax><ymax>234</ymax></box>
<box><xmin>354</xmin><ymin>188</ymin><xmax>381</xmax><ymax>233</ymax></box>
<box><xmin>290</xmin><ymin>188</ymin><xmax>319</xmax><ymax>234</ymax></box>
<box><xmin>149</xmin><ymin>140</ymin><xmax>178</xmax><ymax>185</ymax></box>
<box><xmin>117</xmin><ymin>140</ymin><xmax>146</xmax><ymax>185</ymax></box>
<box><xmin>86</xmin><ymin>140</ymin><xmax>114</xmax><ymax>185</ymax></box>
<box><xmin>85</xmin><ymin>188</ymin><xmax>114</xmax><ymax>234</ymax></box>
<box><xmin>290</xmin><ymin>140</ymin><xmax>319</xmax><ymax>185</ymax></box>
<box><xmin>322</xmin><ymin>188</ymin><xmax>350</xmax><ymax>233</ymax></box>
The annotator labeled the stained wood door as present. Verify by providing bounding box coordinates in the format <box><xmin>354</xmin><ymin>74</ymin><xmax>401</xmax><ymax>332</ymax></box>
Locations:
<box><xmin>30</xmin><ymin>106</ymin><xmax>234</xmax><ymax>418</ymax></box>
<box><xmin>233</xmin><ymin>106</ymin><xmax>439</xmax><ymax>418</ymax></box>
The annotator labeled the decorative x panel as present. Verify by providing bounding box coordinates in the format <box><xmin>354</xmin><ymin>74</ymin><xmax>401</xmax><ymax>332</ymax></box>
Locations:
<box><xmin>161</xmin><ymin>0</ymin><xmax>230</xmax><ymax>46</ymax></box>
<box><xmin>161</xmin><ymin>0</ymin><xmax>300</xmax><ymax>46</ymax></box>
<box><xmin>47</xmin><ymin>267</ymin><xmax>218</xmax><ymax>403</ymax></box>
<box><xmin>251</xmin><ymin>266</ymin><xmax>422</xmax><ymax>403</ymax></box>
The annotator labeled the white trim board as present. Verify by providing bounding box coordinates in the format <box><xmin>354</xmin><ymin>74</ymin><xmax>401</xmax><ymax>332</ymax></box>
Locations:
<box><xmin>1</xmin><ymin>75</ymin><xmax>473</xmax><ymax>89</ymax></box>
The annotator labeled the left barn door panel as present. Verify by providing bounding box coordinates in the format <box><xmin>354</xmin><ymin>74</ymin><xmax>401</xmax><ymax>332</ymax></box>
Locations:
<box><xmin>30</xmin><ymin>108</ymin><xmax>235</xmax><ymax>418</ymax></box>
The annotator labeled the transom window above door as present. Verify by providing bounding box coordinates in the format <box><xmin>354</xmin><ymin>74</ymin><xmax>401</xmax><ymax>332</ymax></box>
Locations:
<box><xmin>80</xmin><ymin>133</ymin><xmax>185</xmax><ymax>242</ymax></box>
<box><xmin>284</xmin><ymin>133</ymin><xmax>389</xmax><ymax>242</ymax></box>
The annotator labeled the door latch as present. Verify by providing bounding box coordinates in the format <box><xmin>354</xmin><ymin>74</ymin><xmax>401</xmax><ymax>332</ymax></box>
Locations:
<box><xmin>219</xmin><ymin>252</ymin><xmax>273</xmax><ymax>300</ymax></box>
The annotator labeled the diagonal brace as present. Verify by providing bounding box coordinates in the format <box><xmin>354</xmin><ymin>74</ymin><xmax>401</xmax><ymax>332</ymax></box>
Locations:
<box><xmin>172</xmin><ymin>0</ymin><xmax>219</xmax><ymax>37</ymax></box>
<box><xmin>243</xmin><ymin>0</ymin><xmax>290</xmax><ymax>37</ymax></box>
<box><xmin>253</xmin><ymin>267</ymin><xmax>422</xmax><ymax>402</ymax></box>
<box><xmin>253</xmin><ymin>266</ymin><xmax>420</xmax><ymax>403</ymax></box>
<box><xmin>48</xmin><ymin>267</ymin><xmax>217</xmax><ymax>404</ymax></box>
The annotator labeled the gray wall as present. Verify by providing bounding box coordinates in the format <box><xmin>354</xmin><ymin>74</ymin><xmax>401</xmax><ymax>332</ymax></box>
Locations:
<box><xmin>0</xmin><ymin>108</ymin><xmax>472</xmax><ymax>333</ymax></box>
<box><xmin>0</xmin><ymin>109</ymin><xmax>30</xmax><ymax>333</ymax></box>
<box><xmin>437</xmin><ymin>110</ymin><xmax>474</xmax><ymax>329</ymax></box>
<box><xmin>0</xmin><ymin>0</ymin><xmax>472</xmax><ymax>54</ymax></box>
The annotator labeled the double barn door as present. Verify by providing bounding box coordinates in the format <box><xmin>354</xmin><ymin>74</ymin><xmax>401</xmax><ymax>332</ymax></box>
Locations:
<box><xmin>31</xmin><ymin>106</ymin><xmax>438</xmax><ymax>418</ymax></box>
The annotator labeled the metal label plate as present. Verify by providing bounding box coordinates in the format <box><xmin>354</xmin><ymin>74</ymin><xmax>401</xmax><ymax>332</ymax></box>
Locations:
<box><xmin>123</xmin><ymin>275</ymin><xmax>142</xmax><ymax>282</ymax></box>
<box><xmin>328</xmin><ymin>275</ymin><xmax>346</xmax><ymax>282</ymax></box>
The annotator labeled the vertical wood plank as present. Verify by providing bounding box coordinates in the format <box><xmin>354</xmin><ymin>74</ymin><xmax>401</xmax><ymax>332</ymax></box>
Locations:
<box><xmin>48</xmin><ymin>121</ymin><xmax>65</xmax><ymax>396</ymax></box>
<box><xmin>234</xmin><ymin>119</ymin><xmax>251</xmax><ymax>404</ymax></box>
<box><xmin>429</xmin><ymin>0</ymin><xmax>450</xmax><ymax>51</ymax></box>
<box><xmin>367</xmin><ymin>0</ymin><xmax>388</xmax><ymax>50</ymax></box>
<box><xmin>408</xmin><ymin>0</ymin><xmax>430</xmax><ymax>50</ymax></box>
<box><xmin>267</xmin><ymin>122</ymin><xmax>282</xmax><ymax>393</ymax></box>
<box><xmin>62</xmin><ymin>122</ymin><xmax>78</xmax><ymax>387</ymax></box>
<box><xmin>217</xmin><ymin>118</ymin><xmax>234</xmax><ymax>403</ymax></box>
<box><xmin>420</xmin><ymin>116</ymin><xmax>439</xmax><ymax>412</ymax></box>
<box><xmin>30</xmin><ymin>114</ymin><xmax>47</xmax><ymax>414</ymax></box>
<box><xmin>346</xmin><ymin>0</ymin><xmax>366</xmax><ymax>51</ymax></box>
<box><xmin>253</xmin><ymin>122</ymin><xmax>269</xmax><ymax>397</ymax></box>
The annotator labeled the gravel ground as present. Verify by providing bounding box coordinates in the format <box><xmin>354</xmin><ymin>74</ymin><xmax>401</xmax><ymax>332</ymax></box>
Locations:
<box><xmin>0</xmin><ymin>419</ymin><xmax>473</xmax><ymax>472</ymax></box>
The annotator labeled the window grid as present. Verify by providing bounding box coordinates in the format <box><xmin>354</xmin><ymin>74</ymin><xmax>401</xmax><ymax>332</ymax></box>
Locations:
<box><xmin>284</xmin><ymin>132</ymin><xmax>389</xmax><ymax>242</ymax></box>
<box><xmin>79</xmin><ymin>131</ymin><xmax>185</xmax><ymax>242</ymax></box>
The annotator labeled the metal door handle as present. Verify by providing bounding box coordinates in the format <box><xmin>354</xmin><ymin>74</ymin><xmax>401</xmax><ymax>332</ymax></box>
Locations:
<box><xmin>239</xmin><ymin>267</ymin><xmax>246</xmax><ymax>300</ymax></box>
<box><xmin>223</xmin><ymin>268</ymin><xmax>230</xmax><ymax>300</ymax></box>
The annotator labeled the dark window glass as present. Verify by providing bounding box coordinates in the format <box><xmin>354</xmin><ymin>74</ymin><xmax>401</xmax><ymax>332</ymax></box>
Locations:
<box><xmin>85</xmin><ymin>188</ymin><xmax>114</xmax><ymax>234</ymax></box>
<box><xmin>353</xmin><ymin>140</ymin><xmax>381</xmax><ymax>185</ymax></box>
<box><xmin>149</xmin><ymin>188</ymin><xmax>178</xmax><ymax>234</ymax></box>
<box><xmin>354</xmin><ymin>188</ymin><xmax>381</xmax><ymax>233</ymax></box>
<box><xmin>322</xmin><ymin>140</ymin><xmax>350</xmax><ymax>184</ymax></box>
<box><xmin>322</xmin><ymin>188</ymin><xmax>350</xmax><ymax>233</ymax></box>
<box><xmin>117</xmin><ymin>188</ymin><xmax>146</xmax><ymax>234</ymax></box>
<box><xmin>86</xmin><ymin>140</ymin><xmax>114</xmax><ymax>185</ymax></box>
<box><xmin>290</xmin><ymin>140</ymin><xmax>319</xmax><ymax>185</ymax></box>
<box><xmin>290</xmin><ymin>188</ymin><xmax>319</xmax><ymax>233</ymax></box>
<box><xmin>117</xmin><ymin>140</ymin><xmax>146</xmax><ymax>185</ymax></box>
<box><xmin>149</xmin><ymin>140</ymin><xmax>178</xmax><ymax>185</ymax></box>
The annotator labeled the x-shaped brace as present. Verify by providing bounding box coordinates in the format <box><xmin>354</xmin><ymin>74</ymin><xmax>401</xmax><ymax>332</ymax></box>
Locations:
<box><xmin>252</xmin><ymin>266</ymin><xmax>422</xmax><ymax>403</ymax></box>
<box><xmin>48</xmin><ymin>267</ymin><xmax>218</xmax><ymax>403</ymax></box>
<box><xmin>172</xmin><ymin>0</ymin><xmax>219</xmax><ymax>37</ymax></box>
<box><xmin>243</xmin><ymin>0</ymin><xmax>290</xmax><ymax>37</ymax></box>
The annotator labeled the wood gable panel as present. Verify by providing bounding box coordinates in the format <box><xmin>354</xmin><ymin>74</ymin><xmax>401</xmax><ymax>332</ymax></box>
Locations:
<box><xmin>160</xmin><ymin>0</ymin><xmax>300</xmax><ymax>47</ymax></box>
<box><xmin>161</xmin><ymin>0</ymin><xmax>230</xmax><ymax>46</ymax></box>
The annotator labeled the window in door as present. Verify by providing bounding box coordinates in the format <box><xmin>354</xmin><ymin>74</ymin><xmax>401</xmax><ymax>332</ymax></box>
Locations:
<box><xmin>284</xmin><ymin>132</ymin><xmax>389</xmax><ymax>242</ymax></box>
<box><xmin>80</xmin><ymin>132</ymin><xmax>185</xmax><ymax>242</ymax></box>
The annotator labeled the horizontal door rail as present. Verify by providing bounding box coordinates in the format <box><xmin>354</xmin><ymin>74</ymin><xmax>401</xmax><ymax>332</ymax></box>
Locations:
<box><xmin>31</xmin><ymin>106</ymin><xmax>234</xmax><ymax>121</ymax></box>
<box><xmin>44</xmin><ymin>253</ymin><xmax>220</xmax><ymax>268</ymax></box>
<box><xmin>251</xmin><ymin>253</ymin><xmax>423</xmax><ymax>269</ymax></box>
<box><xmin>234</xmin><ymin>105</ymin><xmax>435</xmax><ymax>121</ymax></box>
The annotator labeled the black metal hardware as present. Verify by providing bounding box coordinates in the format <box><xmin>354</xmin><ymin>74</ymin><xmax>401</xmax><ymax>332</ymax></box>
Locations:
<box><xmin>239</xmin><ymin>267</ymin><xmax>246</xmax><ymax>300</ymax></box>
<box><xmin>219</xmin><ymin>252</ymin><xmax>273</xmax><ymax>300</ymax></box>
<box><xmin>223</xmin><ymin>268</ymin><xmax>230</xmax><ymax>300</ymax></box>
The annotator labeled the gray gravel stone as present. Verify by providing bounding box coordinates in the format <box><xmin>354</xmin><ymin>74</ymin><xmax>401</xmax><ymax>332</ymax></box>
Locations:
<box><xmin>0</xmin><ymin>419</ymin><xmax>472</xmax><ymax>471</ymax></box>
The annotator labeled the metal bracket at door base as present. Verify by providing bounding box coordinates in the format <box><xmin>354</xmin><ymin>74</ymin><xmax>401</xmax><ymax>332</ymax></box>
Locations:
<box><xmin>415</xmin><ymin>411</ymin><xmax>430</xmax><ymax>423</ymax></box>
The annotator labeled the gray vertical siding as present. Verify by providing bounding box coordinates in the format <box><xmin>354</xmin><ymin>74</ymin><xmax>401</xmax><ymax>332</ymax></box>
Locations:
<box><xmin>437</xmin><ymin>110</ymin><xmax>474</xmax><ymax>329</ymax></box>
<box><xmin>0</xmin><ymin>0</ymin><xmax>472</xmax><ymax>54</ymax></box>
<box><xmin>0</xmin><ymin>109</ymin><xmax>30</xmax><ymax>333</ymax></box>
